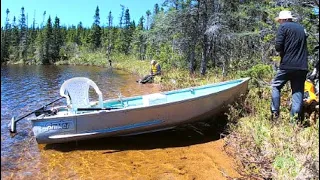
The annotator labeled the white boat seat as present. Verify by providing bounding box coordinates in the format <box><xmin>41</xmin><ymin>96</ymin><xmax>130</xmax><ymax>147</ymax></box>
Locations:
<box><xmin>60</xmin><ymin>77</ymin><xmax>103</xmax><ymax>112</ymax></box>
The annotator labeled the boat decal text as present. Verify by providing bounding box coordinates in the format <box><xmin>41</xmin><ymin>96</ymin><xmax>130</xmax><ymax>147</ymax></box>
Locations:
<box><xmin>35</xmin><ymin>120</ymin><xmax>75</xmax><ymax>133</ymax></box>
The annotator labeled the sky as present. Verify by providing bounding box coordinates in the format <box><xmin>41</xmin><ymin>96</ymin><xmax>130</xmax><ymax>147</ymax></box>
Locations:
<box><xmin>1</xmin><ymin>0</ymin><xmax>164</xmax><ymax>28</ymax></box>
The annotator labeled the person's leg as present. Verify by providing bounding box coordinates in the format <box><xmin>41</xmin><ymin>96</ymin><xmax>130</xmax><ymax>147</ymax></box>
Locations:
<box><xmin>140</xmin><ymin>75</ymin><xmax>152</xmax><ymax>84</ymax></box>
<box><xmin>290</xmin><ymin>70</ymin><xmax>307</xmax><ymax>122</ymax></box>
<box><xmin>144</xmin><ymin>75</ymin><xmax>154</xmax><ymax>83</ymax></box>
<box><xmin>271</xmin><ymin>69</ymin><xmax>289</xmax><ymax>120</ymax></box>
<box><xmin>147</xmin><ymin>75</ymin><xmax>154</xmax><ymax>83</ymax></box>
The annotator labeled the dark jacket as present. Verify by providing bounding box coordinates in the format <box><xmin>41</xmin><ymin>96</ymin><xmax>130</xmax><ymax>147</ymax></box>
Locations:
<box><xmin>275</xmin><ymin>21</ymin><xmax>308</xmax><ymax>71</ymax></box>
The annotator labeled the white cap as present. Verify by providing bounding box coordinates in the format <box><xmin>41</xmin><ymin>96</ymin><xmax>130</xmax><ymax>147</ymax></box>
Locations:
<box><xmin>275</xmin><ymin>10</ymin><xmax>293</xmax><ymax>21</ymax></box>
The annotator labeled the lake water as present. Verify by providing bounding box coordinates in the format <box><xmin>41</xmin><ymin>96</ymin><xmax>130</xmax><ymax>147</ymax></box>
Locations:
<box><xmin>1</xmin><ymin>65</ymin><xmax>236</xmax><ymax>179</ymax></box>
<box><xmin>1</xmin><ymin>65</ymin><xmax>162</xmax><ymax>179</ymax></box>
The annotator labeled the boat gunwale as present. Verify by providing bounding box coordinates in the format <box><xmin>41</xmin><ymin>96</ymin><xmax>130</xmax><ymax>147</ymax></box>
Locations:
<box><xmin>29</xmin><ymin>77</ymin><xmax>250</xmax><ymax>121</ymax></box>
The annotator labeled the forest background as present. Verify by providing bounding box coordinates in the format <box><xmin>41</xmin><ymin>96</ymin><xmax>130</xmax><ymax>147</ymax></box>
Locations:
<box><xmin>1</xmin><ymin>0</ymin><xmax>319</xmax><ymax>179</ymax></box>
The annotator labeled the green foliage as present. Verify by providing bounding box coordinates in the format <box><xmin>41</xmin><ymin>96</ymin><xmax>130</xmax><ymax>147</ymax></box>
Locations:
<box><xmin>273</xmin><ymin>150</ymin><xmax>300</xmax><ymax>178</ymax></box>
<box><xmin>263</xmin><ymin>34</ymin><xmax>275</xmax><ymax>43</ymax></box>
<box><xmin>42</xmin><ymin>16</ymin><xmax>53</xmax><ymax>64</ymax></box>
<box><xmin>1</xmin><ymin>2</ymin><xmax>318</xmax><ymax>179</ymax></box>
<box><xmin>117</xmin><ymin>8</ymin><xmax>134</xmax><ymax>55</ymax></box>
<box><xmin>240</xmin><ymin>64</ymin><xmax>273</xmax><ymax>80</ymax></box>
<box><xmin>11</xmin><ymin>17</ymin><xmax>20</xmax><ymax>48</ymax></box>
<box><xmin>1</xmin><ymin>9</ymin><xmax>11</xmax><ymax>62</ymax></box>
<box><xmin>90</xmin><ymin>6</ymin><xmax>102</xmax><ymax>50</ymax></box>
<box><xmin>227</xmin><ymin>84</ymin><xmax>319</xmax><ymax>179</ymax></box>
<box><xmin>2</xmin><ymin>0</ymin><xmax>318</xmax><ymax>71</ymax></box>
<box><xmin>19</xmin><ymin>7</ymin><xmax>28</xmax><ymax>62</ymax></box>
<box><xmin>52</xmin><ymin>16</ymin><xmax>63</xmax><ymax>62</ymax></box>
<box><xmin>239</xmin><ymin>64</ymin><xmax>273</xmax><ymax>89</ymax></box>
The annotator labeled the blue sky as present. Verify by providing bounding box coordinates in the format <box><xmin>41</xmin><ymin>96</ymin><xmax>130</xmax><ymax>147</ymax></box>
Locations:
<box><xmin>1</xmin><ymin>0</ymin><xmax>164</xmax><ymax>28</ymax></box>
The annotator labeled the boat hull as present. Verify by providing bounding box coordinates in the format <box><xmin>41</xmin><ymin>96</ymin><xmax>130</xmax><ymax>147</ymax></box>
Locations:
<box><xmin>31</xmin><ymin>78</ymin><xmax>250</xmax><ymax>144</ymax></box>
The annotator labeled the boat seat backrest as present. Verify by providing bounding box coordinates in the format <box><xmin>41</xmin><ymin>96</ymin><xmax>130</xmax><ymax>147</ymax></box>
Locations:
<box><xmin>60</xmin><ymin>77</ymin><xmax>103</xmax><ymax>111</ymax></box>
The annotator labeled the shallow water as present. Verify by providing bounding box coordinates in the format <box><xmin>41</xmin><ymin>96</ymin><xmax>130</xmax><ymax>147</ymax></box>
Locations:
<box><xmin>1</xmin><ymin>65</ymin><xmax>241</xmax><ymax>179</ymax></box>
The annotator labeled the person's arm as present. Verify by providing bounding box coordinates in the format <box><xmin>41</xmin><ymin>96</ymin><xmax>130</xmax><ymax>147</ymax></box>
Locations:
<box><xmin>275</xmin><ymin>25</ymin><xmax>285</xmax><ymax>57</ymax></box>
<box><xmin>156</xmin><ymin>64</ymin><xmax>161</xmax><ymax>75</ymax></box>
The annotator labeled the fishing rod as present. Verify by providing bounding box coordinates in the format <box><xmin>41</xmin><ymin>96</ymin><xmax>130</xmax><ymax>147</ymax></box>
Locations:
<box><xmin>9</xmin><ymin>97</ymin><xmax>65</xmax><ymax>133</ymax></box>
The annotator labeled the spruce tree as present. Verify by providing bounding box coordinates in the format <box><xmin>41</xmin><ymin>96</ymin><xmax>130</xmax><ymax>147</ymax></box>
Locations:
<box><xmin>120</xmin><ymin>8</ymin><xmax>134</xmax><ymax>54</ymax></box>
<box><xmin>11</xmin><ymin>16</ymin><xmax>20</xmax><ymax>48</ymax></box>
<box><xmin>76</xmin><ymin>22</ymin><xmax>83</xmax><ymax>46</ymax></box>
<box><xmin>52</xmin><ymin>16</ymin><xmax>63</xmax><ymax>62</ymax></box>
<box><xmin>154</xmin><ymin>3</ymin><xmax>160</xmax><ymax>15</ymax></box>
<box><xmin>27</xmin><ymin>12</ymin><xmax>38</xmax><ymax>61</ymax></box>
<box><xmin>108</xmin><ymin>11</ymin><xmax>113</xmax><ymax>28</ymax></box>
<box><xmin>1</xmin><ymin>8</ymin><xmax>11</xmax><ymax>62</ymax></box>
<box><xmin>106</xmin><ymin>11</ymin><xmax>114</xmax><ymax>58</ymax></box>
<box><xmin>146</xmin><ymin>10</ymin><xmax>151</xmax><ymax>30</ymax></box>
<box><xmin>134</xmin><ymin>16</ymin><xmax>146</xmax><ymax>60</ymax></box>
<box><xmin>19</xmin><ymin>7</ymin><xmax>28</xmax><ymax>61</ymax></box>
<box><xmin>43</xmin><ymin>16</ymin><xmax>53</xmax><ymax>64</ymax></box>
<box><xmin>91</xmin><ymin>6</ymin><xmax>102</xmax><ymax>50</ymax></box>
<box><xmin>119</xmin><ymin>5</ymin><xmax>125</xmax><ymax>28</ymax></box>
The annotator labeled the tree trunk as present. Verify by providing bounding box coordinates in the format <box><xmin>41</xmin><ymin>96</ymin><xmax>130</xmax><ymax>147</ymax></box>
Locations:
<box><xmin>188</xmin><ymin>44</ymin><xmax>196</xmax><ymax>74</ymax></box>
<box><xmin>200</xmin><ymin>0</ymin><xmax>208</xmax><ymax>76</ymax></box>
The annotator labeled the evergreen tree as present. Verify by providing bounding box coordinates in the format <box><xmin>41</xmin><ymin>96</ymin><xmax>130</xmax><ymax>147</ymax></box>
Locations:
<box><xmin>11</xmin><ymin>16</ymin><xmax>20</xmax><ymax>61</ymax></box>
<box><xmin>66</xmin><ymin>25</ymin><xmax>76</xmax><ymax>43</ymax></box>
<box><xmin>35</xmin><ymin>29</ymin><xmax>44</xmax><ymax>64</ymax></box>
<box><xmin>124</xmin><ymin>9</ymin><xmax>131</xmax><ymax>28</ymax></box>
<box><xmin>26</xmin><ymin>12</ymin><xmax>38</xmax><ymax>63</ymax></box>
<box><xmin>146</xmin><ymin>10</ymin><xmax>151</xmax><ymax>30</ymax></box>
<box><xmin>90</xmin><ymin>6</ymin><xmax>102</xmax><ymax>50</ymax></box>
<box><xmin>150</xmin><ymin>3</ymin><xmax>160</xmax><ymax>29</ymax></box>
<box><xmin>19</xmin><ymin>7</ymin><xmax>28</xmax><ymax>61</ymax></box>
<box><xmin>106</xmin><ymin>11</ymin><xmax>114</xmax><ymax>58</ymax></box>
<box><xmin>119</xmin><ymin>8</ymin><xmax>134</xmax><ymax>54</ymax></box>
<box><xmin>133</xmin><ymin>16</ymin><xmax>147</xmax><ymax>59</ymax></box>
<box><xmin>52</xmin><ymin>16</ymin><xmax>63</xmax><ymax>62</ymax></box>
<box><xmin>137</xmin><ymin>16</ymin><xmax>144</xmax><ymax>30</ymax></box>
<box><xmin>43</xmin><ymin>16</ymin><xmax>53</xmax><ymax>64</ymax></box>
<box><xmin>108</xmin><ymin>11</ymin><xmax>113</xmax><ymax>28</ymax></box>
<box><xmin>41</xmin><ymin>11</ymin><xmax>46</xmax><ymax>28</ymax></box>
<box><xmin>1</xmin><ymin>8</ymin><xmax>11</xmax><ymax>62</ymax></box>
<box><xmin>75</xmin><ymin>22</ymin><xmax>83</xmax><ymax>45</ymax></box>
<box><xmin>11</xmin><ymin>16</ymin><xmax>20</xmax><ymax>47</ymax></box>
<box><xmin>154</xmin><ymin>3</ymin><xmax>160</xmax><ymax>15</ymax></box>
<box><xmin>119</xmin><ymin>5</ymin><xmax>125</xmax><ymax>28</ymax></box>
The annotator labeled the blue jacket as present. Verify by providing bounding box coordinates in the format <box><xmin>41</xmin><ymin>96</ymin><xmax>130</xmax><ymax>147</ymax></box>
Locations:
<box><xmin>275</xmin><ymin>21</ymin><xmax>308</xmax><ymax>71</ymax></box>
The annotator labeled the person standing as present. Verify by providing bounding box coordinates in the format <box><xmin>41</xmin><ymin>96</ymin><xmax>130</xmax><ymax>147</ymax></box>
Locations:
<box><xmin>271</xmin><ymin>10</ymin><xmax>309</xmax><ymax>123</ymax></box>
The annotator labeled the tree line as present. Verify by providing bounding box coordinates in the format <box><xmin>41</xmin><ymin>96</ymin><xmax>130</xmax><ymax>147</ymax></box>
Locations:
<box><xmin>1</xmin><ymin>0</ymin><xmax>319</xmax><ymax>75</ymax></box>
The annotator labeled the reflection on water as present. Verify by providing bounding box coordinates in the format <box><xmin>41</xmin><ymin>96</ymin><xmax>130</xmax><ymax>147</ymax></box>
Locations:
<box><xmin>1</xmin><ymin>65</ymin><xmax>237</xmax><ymax>179</ymax></box>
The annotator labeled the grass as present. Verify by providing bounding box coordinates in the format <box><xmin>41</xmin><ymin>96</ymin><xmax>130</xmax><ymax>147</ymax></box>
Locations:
<box><xmin>225</xmin><ymin>80</ymin><xmax>319</xmax><ymax>179</ymax></box>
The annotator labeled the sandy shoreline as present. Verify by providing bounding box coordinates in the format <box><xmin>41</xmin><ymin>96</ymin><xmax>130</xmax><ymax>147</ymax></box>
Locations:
<box><xmin>31</xmin><ymin>137</ymin><xmax>243</xmax><ymax>180</ymax></box>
